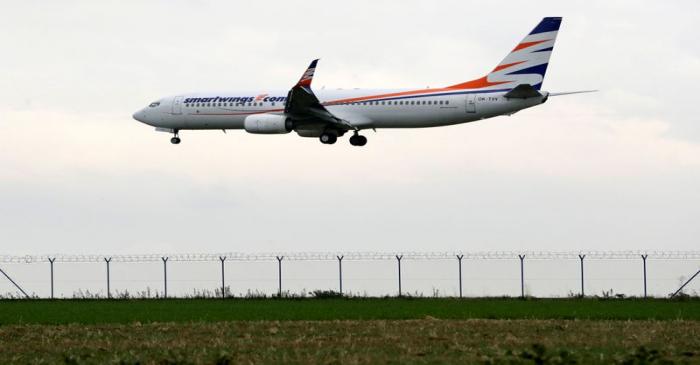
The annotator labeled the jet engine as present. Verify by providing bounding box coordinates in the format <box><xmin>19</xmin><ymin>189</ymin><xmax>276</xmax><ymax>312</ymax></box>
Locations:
<box><xmin>243</xmin><ymin>114</ymin><xmax>293</xmax><ymax>134</ymax></box>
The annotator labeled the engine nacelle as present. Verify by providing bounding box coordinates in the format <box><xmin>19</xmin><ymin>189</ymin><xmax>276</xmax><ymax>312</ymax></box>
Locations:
<box><xmin>243</xmin><ymin>114</ymin><xmax>293</xmax><ymax>134</ymax></box>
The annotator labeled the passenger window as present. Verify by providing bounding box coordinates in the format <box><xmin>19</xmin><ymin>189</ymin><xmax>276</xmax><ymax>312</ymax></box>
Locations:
<box><xmin>445</xmin><ymin>100</ymin><xmax>449</xmax><ymax>105</ymax></box>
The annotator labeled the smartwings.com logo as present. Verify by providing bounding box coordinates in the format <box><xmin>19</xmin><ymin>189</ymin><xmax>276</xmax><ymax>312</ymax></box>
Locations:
<box><xmin>184</xmin><ymin>95</ymin><xmax>287</xmax><ymax>103</ymax></box>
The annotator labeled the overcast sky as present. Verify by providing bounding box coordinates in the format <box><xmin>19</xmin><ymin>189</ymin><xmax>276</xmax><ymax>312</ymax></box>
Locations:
<box><xmin>1</xmin><ymin>0</ymin><xmax>698</xmax><ymax>256</ymax></box>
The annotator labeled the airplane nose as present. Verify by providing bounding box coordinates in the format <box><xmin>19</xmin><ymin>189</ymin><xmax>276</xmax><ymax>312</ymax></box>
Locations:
<box><xmin>132</xmin><ymin>109</ymin><xmax>146</xmax><ymax>123</ymax></box>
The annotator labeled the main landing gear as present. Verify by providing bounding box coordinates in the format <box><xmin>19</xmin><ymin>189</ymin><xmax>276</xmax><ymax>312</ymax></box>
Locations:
<box><xmin>170</xmin><ymin>130</ymin><xmax>181</xmax><ymax>144</ymax></box>
<box><xmin>319</xmin><ymin>131</ymin><xmax>368</xmax><ymax>146</ymax></box>
<box><xmin>349</xmin><ymin>132</ymin><xmax>367</xmax><ymax>147</ymax></box>
<box><xmin>319</xmin><ymin>132</ymin><xmax>338</xmax><ymax>144</ymax></box>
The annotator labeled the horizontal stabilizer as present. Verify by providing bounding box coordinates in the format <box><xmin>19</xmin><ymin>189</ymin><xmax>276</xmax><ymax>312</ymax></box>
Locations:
<box><xmin>549</xmin><ymin>90</ymin><xmax>598</xmax><ymax>97</ymax></box>
<box><xmin>504</xmin><ymin>84</ymin><xmax>543</xmax><ymax>99</ymax></box>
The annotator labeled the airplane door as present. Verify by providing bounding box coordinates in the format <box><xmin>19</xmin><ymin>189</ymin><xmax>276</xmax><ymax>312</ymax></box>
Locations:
<box><xmin>466</xmin><ymin>94</ymin><xmax>476</xmax><ymax>113</ymax></box>
<box><xmin>172</xmin><ymin>96</ymin><xmax>184</xmax><ymax>115</ymax></box>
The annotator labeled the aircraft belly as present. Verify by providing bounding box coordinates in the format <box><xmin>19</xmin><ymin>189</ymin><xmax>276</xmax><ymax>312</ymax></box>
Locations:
<box><xmin>371</xmin><ymin>109</ymin><xmax>472</xmax><ymax>128</ymax></box>
<box><xmin>183</xmin><ymin>114</ymin><xmax>245</xmax><ymax>129</ymax></box>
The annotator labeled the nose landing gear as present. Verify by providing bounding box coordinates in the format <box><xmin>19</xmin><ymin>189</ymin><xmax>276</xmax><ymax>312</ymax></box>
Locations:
<box><xmin>170</xmin><ymin>130</ymin><xmax>181</xmax><ymax>144</ymax></box>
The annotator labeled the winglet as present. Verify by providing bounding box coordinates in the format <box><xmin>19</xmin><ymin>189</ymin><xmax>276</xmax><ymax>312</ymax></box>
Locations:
<box><xmin>296</xmin><ymin>59</ymin><xmax>319</xmax><ymax>89</ymax></box>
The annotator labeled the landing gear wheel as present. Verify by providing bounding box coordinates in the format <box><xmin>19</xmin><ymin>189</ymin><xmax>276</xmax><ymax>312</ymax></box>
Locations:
<box><xmin>319</xmin><ymin>133</ymin><xmax>337</xmax><ymax>144</ymax></box>
<box><xmin>349</xmin><ymin>134</ymin><xmax>367</xmax><ymax>146</ymax></box>
<box><xmin>170</xmin><ymin>130</ymin><xmax>181</xmax><ymax>145</ymax></box>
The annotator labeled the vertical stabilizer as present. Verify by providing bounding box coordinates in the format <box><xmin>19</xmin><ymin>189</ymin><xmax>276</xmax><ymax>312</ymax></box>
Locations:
<box><xmin>449</xmin><ymin>17</ymin><xmax>562</xmax><ymax>91</ymax></box>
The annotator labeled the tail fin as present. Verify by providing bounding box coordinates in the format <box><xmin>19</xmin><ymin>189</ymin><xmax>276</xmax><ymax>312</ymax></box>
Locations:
<box><xmin>449</xmin><ymin>17</ymin><xmax>562</xmax><ymax>91</ymax></box>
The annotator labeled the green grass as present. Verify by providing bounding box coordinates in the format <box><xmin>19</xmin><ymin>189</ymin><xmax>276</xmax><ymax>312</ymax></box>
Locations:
<box><xmin>1</xmin><ymin>299</ymin><xmax>699</xmax><ymax>363</ymax></box>
<box><xmin>1</xmin><ymin>320</ymin><xmax>699</xmax><ymax>364</ymax></box>
<box><xmin>1</xmin><ymin>297</ymin><xmax>698</xmax><ymax>324</ymax></box>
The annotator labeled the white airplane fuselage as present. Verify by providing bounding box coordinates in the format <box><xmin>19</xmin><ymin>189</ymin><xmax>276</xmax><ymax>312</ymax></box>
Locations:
<box><xmin>134</xmin><ymin>88</ymin><xmax>547</xmax><ymax>132</ymax></box>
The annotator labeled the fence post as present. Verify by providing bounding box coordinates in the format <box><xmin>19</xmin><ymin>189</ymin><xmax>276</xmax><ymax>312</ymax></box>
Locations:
<box><xmin>276</xmin><ymin>256</ymin><xmax>284</xmax><ymax>297</ymax></box>
<box><xmin>641</xmin><ymin>254</ymin><xmax>648</xmax><ymax>298</ymax></box>
<box><xmin>457</xmin><ymin>255</ymin><xmax>464</xmax><ymax>298</ymax></box>
<box><xmin>579</xmin><ymin>254</ymin><xmax>586</xmax><ymax>297</ymax></box>
<box><xmin>104</xmin><ymin>257</ymin><xmax>112</xmax><ymax>299</ymax></box>
<box><xmin>671</xmin><ymin>269</ymin><xmax>700</xmax><ymax>298</ymax></box>
<box><xmin>219</xmin><ymin>256</ymin><xmax>226</xmax><ymax>299</ymax></box>
<box><xmin>162</xmin><ymin>257</ymin><xmax>169</xmax><ymax>298</ymax></box>
<box><xmin>396</xmin><ymin>255</ymin><xmax>403</xmax><ymax>297</ymax></box>
<box><xmin>337</xmin><ymin>255</ymin><xmax>344</xmax><ymax>296</ymax></box>
<box><xmin>518</xmin><ymin>255</ymin><xmax>526</xmax><ymax>298</ymax></box>
<box><xmin>0</xmin><ymin>265</ymin><xmax>30</xmax><ymax>299</ymax></box>
<box><xmin>48</xmin><ymin>258</ymin><xmax>56</xmax><ymax>299</ymax></box>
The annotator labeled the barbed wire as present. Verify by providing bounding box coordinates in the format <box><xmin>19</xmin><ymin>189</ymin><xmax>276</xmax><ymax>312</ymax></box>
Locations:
<box><xmin>1</xmin><ymin>250</ymin><xmax>699</xmax><ymax>264</ymax></box>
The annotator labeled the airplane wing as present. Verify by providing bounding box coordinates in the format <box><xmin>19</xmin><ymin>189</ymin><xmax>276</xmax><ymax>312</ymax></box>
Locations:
<box><xmin>284</xmin><ymin>60</ymin><xmax>358</xmax><ymax>131</ymax></box>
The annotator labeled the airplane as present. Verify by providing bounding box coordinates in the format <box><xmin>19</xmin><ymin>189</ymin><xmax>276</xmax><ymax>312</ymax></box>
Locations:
<box><xmin>133</xmin><ymin>17</ymin><xmax>593</xmax><ymax>146</ymax></box>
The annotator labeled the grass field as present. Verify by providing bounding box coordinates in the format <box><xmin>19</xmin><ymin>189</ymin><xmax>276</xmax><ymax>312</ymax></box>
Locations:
<box><xmin>0</xmin><ymin>297</ymin><xmax>699</xmax><ymax>324</ymax></box>
<box><xmin>1</xmin><ymin>298</ymin><xmax>699</xmax><ymax>364</ymax></box>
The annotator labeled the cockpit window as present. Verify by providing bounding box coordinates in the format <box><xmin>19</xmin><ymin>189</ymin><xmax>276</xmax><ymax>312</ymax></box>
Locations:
<box><xmin>149</xmin><ymin>102</ymin><xmax>161</xmax><ymax>108</ymax></box>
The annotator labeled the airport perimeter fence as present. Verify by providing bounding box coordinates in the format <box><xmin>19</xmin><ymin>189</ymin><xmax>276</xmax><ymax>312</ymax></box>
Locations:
<box><xmin>1</xmin><ymin>251</ymin><xmax>700</xmax><ymax>299</ymax></box>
